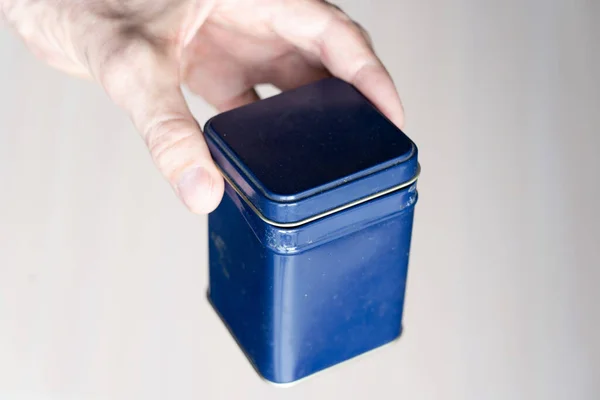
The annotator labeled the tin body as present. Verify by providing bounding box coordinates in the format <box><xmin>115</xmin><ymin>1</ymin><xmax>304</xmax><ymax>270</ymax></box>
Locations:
<box><xmin>204</xmin><ymin>78</ymin><xmax>419</xmax><ymax>385</ymax></box>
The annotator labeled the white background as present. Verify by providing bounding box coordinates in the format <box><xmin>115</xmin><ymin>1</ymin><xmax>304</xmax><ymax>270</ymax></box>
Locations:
<box><xmin>1</xmin><ymin>1</ymin><xmax>598</xmax><ymax>399</ymax></box>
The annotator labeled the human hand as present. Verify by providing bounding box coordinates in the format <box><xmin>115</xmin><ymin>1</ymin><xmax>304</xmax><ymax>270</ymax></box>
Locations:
<box><xmin>1</xmin><ymin>0</ymin><xmax>405</xmax><ymax>214</ymax></box>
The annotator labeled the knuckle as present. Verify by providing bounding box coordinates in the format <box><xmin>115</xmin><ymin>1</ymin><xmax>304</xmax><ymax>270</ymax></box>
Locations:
<box><xmin>325</xmin><ymin>2</ymin><xmax>353</xmax><ymax>25</ymax></box>
<box><xmin>339</xmin><ymin>17</ymin><xmax>364</xmax><ymax>37</ymax></box>
<box><xmin>321</xmin><ymin>1</ymin><xmax>346</xmax><ymax>17</ymax></box>
<box><xmin>354</xmin><ymin>21</ymin><xmax>372</xmax><ymax>45</ymax></box>
<box><xmin>324</xmin><ymin>11</ymin><xmax>363</xmax><ymax>43</ymax></box>
<box><xmin>96</xmin><ymin>38</ymin><xmax>157</xmax><ymax>96</ymax></box>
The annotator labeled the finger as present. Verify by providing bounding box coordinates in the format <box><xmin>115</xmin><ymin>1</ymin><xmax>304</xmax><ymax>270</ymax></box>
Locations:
<box><xmin>182</xmin><ymin>35</ymin><xmax>261</xmax><ymax>111</ymax></box>
<box><xmin>270</xmin><ymin>1</ymin><xmax>405</xmax><ymax>128</ymax></box>
<box><xmin>216</xmin><ymin>88</ymin><xmax>261</xmax><ymax>112</ymax></box>
<box><xmin>184</xmin><ymin>60</ymin><xmax>261</xmax><ymax>112</ymax></box>
<box><xmin>92</xmin><ymin>40</ymin><xmax>224</xmax><ymax>214</ymax></box>
<box><xmin>184</xmin><ymin>41</ymin><xmax>326</xmax><ymax>103</ymax></box>
<box><xmin>322</xmin><ymin>1</ymin><xmax>374</xmax><ymax>49</ymax></box>
<box><xmin>267</xmin><ymin>52</ymin><xmax>331</xmax><ymax>91</ymax></box>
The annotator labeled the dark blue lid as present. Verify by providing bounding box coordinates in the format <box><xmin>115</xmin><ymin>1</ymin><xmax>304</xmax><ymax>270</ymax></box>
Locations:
<box><xmin>204</xmin><ymin>77</ymin><xmax>419</xmax><ymax>225</ymax></box>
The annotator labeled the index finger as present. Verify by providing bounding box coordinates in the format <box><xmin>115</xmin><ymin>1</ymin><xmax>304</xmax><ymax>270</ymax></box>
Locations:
<box><xmin>270</xmin><ymin>0</ymin><xmax>405</xmax><ymax>129</ymax></box>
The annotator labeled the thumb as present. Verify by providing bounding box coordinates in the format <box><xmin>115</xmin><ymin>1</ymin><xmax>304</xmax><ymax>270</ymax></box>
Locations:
<box><xmin>96</xmin><ymin>42</ymin><xmax>224</xmax><ymax>214</ymax></box>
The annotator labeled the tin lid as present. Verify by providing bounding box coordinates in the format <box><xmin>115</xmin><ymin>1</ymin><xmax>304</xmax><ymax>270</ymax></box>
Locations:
<box><xmin>204</xmin><ymin>77</ymin><xmax>419</xmax><ymax>227</ymax></box>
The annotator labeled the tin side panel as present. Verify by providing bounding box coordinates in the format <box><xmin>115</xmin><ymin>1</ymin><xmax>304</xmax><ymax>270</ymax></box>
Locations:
<box><xmin>264</xmin><ymin>208</ymin><xmax>414</xmax><ymax>382</ymax></box>
<box><xmin>208</xmin><ymin>184</ymin><xmax>417</xmax><ymax>384</ymax></box>
<box><xmin>208</xmin><ymin>192</ymin><xmax>274</xmax><ymax>375</ymax></box>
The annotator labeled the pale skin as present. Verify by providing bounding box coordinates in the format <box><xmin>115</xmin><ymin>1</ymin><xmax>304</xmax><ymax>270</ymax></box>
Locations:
<box><xmin>1</xmin><ymin>0</ymin><xmax>405</xmax><ymax>214</ymax></box>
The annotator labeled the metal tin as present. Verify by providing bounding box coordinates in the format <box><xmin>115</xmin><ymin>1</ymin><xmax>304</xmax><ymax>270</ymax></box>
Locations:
<box><xmin>204</xmin><ymin>78</ymin><xmax>419</xmax><ymax>385</ymax></box>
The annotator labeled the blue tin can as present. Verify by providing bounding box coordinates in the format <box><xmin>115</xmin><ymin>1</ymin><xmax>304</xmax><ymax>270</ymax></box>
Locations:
<box><xmin>204</xmin><ymin>78</ymin><xmax>420</xmax><ymax>385</ymax></box>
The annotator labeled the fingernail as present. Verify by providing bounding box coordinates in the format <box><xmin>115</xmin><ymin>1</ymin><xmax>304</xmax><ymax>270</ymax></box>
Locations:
<box><xmin>177</xmin><ymin>166</ymin><xmax>214</xmax><ymax>214</ymax></box>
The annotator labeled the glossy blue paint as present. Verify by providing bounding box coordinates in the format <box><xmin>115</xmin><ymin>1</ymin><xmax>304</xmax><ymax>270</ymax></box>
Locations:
<box><xmin>205</xmin><ymin>78</ymin><xmax>419</xmax><ymax>384</ymax></box>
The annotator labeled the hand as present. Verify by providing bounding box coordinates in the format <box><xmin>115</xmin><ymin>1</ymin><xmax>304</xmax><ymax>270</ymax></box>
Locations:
<box><xmin>1</xmin><ymin>0</ymin><xmax>405</xmax><ymax>214</ymax></box>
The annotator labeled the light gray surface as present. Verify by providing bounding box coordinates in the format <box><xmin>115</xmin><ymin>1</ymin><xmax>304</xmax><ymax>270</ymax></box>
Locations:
<box><xmin>1</xmin><ymin>1</ymin><xmax>599</xmax><ymax>399</ymax></box>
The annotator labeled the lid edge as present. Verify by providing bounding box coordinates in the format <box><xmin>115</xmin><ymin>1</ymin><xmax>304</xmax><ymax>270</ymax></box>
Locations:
<box><xmin>216</xmin><ymin>161</ymin><xmax>421</xmax><ymax>229</ymax></box>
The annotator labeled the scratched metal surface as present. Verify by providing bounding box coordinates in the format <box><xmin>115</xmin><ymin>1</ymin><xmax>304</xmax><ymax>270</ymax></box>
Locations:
<box><xmin>1</xmin><ymin>1</ymin><xmax>599</xmax><ymax>399</ymax></box>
